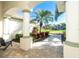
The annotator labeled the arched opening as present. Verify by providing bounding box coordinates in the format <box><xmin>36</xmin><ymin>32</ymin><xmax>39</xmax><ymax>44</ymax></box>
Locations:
<box><xmin>30</xmin><ymin>1</ymin><xmax>66</xmax><ymax>44</ymax></box>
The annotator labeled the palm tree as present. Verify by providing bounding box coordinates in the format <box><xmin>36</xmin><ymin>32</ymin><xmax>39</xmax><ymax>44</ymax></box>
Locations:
<box><xmin>33</xmin><ymin>9</ymin><xmax>53</xmax><ymax>33</ymax></box>
<box><xmin>55</xmin><ymin>5</ymin><xmax>64</xmax><ymax>21</ymax></box>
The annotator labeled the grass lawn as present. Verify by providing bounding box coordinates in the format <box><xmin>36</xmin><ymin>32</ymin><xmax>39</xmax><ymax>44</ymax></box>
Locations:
<box><xmin>40</xmin><ymin>29</ymin><xmax>65</xmax><ymax>34</ymax></box>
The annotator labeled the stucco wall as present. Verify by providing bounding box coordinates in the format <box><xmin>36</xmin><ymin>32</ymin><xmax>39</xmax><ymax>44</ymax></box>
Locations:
<box><xmin>0</xmin><ymin>2</ymin><xmax>3</xmax><ymax>37</ymax></box>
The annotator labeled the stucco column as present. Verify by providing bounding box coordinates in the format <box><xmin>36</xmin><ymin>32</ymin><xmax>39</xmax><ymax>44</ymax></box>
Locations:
<box><xmin>64</xmin><ymin>2</ymin><xmax>79</xmax><ymax>58</ymax></box>
<box><xmin>20</xmin><ymin>9</ymin><xmax>32</xmax><ymax>51</ymax></box>
<box><xmin>22</xmin><ymin>10</ymin><xmax>30</xmax><ymax>36</ymax></box>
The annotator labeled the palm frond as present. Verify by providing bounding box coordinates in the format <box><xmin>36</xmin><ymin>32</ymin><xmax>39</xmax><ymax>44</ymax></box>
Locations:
<box><xmin>55</xmin><ymin>5</ymin><xmax>64</xmax><ymax>21</ymax></box>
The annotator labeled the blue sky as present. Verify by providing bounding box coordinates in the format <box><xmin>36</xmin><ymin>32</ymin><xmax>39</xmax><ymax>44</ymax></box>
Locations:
<box><xmin>30</xmin><ymin>1</ymin><xmax>56</xmax><ymax>18</ymax></box>
<box><xmin>31</xmin><ymin>1</ymin><xmax>56</xmax><ymax>15</ymax></box>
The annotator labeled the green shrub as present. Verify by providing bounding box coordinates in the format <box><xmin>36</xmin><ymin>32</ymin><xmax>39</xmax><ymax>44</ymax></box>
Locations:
<box><xmin>13</xmin><ymin>34</ymin><xmax>23</xmax><ymax>42</ymax></box>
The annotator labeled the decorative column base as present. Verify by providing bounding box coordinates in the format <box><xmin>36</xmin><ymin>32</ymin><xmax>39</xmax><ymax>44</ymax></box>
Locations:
<box><xmin>20</xmin><ymin>36</ymin><xmax>33</xmax><ymax>51</ymax></box>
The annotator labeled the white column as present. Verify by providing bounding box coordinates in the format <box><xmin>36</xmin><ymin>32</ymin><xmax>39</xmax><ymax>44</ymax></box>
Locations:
<box><xmin>64</xmin><ymin>1</ymin><xmax>79</xmax><ymax>58</ymax></box>
<box><xmin>20</xmin><ymin>10</ymin><xmax>32</xmax><ymax>51</ymax></box>
<box><xmin>23</xmin><ymin>10</ymin><xmax>30</xmax><ymax>36</ymax></box>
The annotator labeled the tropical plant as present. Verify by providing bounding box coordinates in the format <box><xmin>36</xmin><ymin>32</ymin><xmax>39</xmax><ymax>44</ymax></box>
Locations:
<box><xmin>32</xmin><ymin>9</ymin><xmax>53</xmax><ymax>33</ymax></box>
<box><xmin>55</xmin><ymin>5</ymin><xmax>64</xmax><ymax>21</ymax></box>
<box><xmin>60</xmin><ymin>23</ymin><xmax>66</xmax><ymax>30</ymax></box>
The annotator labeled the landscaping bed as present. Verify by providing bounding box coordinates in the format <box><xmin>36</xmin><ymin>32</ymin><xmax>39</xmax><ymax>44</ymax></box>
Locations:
<box><xmin>13</xmin><ymin>32</ymin><xmax>49</xmax><ymax>43</ymax></box>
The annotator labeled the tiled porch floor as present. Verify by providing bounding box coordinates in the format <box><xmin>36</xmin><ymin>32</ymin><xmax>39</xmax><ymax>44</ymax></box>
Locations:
<box><xmin>0</xmin><ymin>41</ymin><xmax>63</xmax><ymax>58</ymax></box>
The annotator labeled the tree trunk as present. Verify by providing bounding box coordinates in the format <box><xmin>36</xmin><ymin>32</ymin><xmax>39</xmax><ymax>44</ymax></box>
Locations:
<box><xmin>40</xmin><ymin>21</ymin><xmax>42</xmax><ymax>33</ymax></box>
